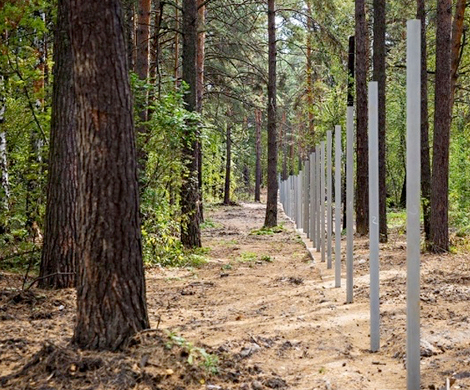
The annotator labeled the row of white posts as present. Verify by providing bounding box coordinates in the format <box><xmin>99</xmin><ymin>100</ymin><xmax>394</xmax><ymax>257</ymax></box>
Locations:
<box><xmin>278</xmin><ymin>20</ymin><xmax>421</xmax><ymax>390</ymax></box>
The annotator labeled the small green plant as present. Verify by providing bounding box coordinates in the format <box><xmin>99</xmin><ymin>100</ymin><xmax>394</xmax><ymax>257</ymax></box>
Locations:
<box><xmin>260</xmin><ymin>255</ymin><xmax>273</xmax><ymax>262</ymax></box>
<box><xmin>250</xmin><ymin>225</ymin><xmax>284</xmax><ymax>236</ymax></box>
<box><xmin>165</xmin><ymin>331</ymin><xmax>219</xmax><ymax>374</ymax></box>
<box><xmin>221</xmin><ymin>263</ymin><xmax>233</xmax><ymax>270</ymax></box>
<box><xmin>237</xmin><ymin>251</ymin><xmax>258</xmax><ymax>262</ymax></box>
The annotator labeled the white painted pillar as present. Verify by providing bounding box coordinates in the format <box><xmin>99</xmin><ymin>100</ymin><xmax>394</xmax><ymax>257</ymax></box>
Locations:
<box><xmin>334</xmin><ymin>125</ymin><xmax>342</xmax><ymax>288</ymax></box>
<box><xmin>310</xmin><ymin>153</ymin><xmax>316</xmax><ymax>247</ymax></box>
<box><xmin>320</xmin><ymin>141</ymin><xmax>326</xmax><ymax>263</ymax></box>
<box><xmin>369</xmin><ymin>81</ymin><xmax>380</xmax><ymax>352</ymax></box>
<box><xmin>288</xmin><ymin>176</ymin><xmax>292</xmax><ymax>219</ymax></box>
<box><xmin>346</xmin><ymin>106</ymin><xmax>354</xmax><ymax>304</ymax></box>
<box><xmin>327</xmin><ymin>130</ymin><xmax>333</xmax><ymax>269</ymax></box>
<box><xmin>303</xmin><ymin>160</ymin><xmax>310</xmax><ymax>236</ymax></box>
<box><xmin>315</xmin><ymin>148</ymin><xmax>321</xmax><ymax>252</ymax></box>
<box><xmin>293</xmin><ymin>174</ymin><xmax>298</xmax><ymax>225</ymax></box>
<box><xmin>406</xmin><ymin>19</ymin><xmax>421</xmax><ymax>390</ymax></box>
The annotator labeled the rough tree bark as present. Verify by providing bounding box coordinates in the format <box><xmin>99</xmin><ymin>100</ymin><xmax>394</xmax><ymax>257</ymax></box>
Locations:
<box><xmin>417</xmin><ymin>0</ymin><xmax>431</xmax><ymax>243</ymax></box>
<box><xmin>373</xmin><ymin>0</ymin><xmax>387</xmax><ymax>242</ymax></box>
<box><xmin>181</xmin><ymin>0</ymin><xmax>201</xmax><ymax>247</ymax></box>
<box><xmin>355</xmin><ymin>0</ymin><xmax>369</xmax><ymax>236</ymax></box>
<box><xmin>264</xmin><ymin>0</ymin><xmax>278</xmax><ymax>228</ymax></box>
<box><xmin>69</xmin><ymin>0</ymin><xmax>149</xmax><ymax>350</ymax></box>
<box><xmin>39</xmin><ymin>0</ymin><xmax>78</xmax><ymax>289</ymax></box>
<box><xmin>430</xmin><ymin>0</ymin><xmax>452</xmax><ymax>253</ymax></box>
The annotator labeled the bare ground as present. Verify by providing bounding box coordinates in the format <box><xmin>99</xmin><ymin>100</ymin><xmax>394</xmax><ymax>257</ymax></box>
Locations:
<box><xmin>1</xmin><ymin>202</ymin><xmax>470</xmax><ymax>390</ymax></box>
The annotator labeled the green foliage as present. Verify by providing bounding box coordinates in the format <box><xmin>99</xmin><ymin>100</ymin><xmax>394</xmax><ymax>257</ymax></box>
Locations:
<box><xmin>250</xmin><ymin>224</ymin><xmax>284</xmax><ymax>235</ymax></box>
<box><xmin>165</xmin><ymin>330</ymin><xmax>219</xmax><ymax>374</ymax></box>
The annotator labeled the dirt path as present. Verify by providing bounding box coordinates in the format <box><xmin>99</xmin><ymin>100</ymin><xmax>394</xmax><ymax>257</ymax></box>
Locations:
<box><xmin>146</xmin><ymin>202</ymin><xmax>470</xmax><ymax>390</ymax></box>
<box><xmin>1</xmin><ymin>202</ymin><xmax>469</xmax><ymax>390</ymax></box>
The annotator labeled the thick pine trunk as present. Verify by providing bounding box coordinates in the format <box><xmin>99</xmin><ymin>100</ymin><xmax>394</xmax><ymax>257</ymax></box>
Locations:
<box><xmin>417</xmin><ymin>0</ymin><xmax>431</xmax><ymax>243</ymax></box>
<box><xmin>373</xmin><ymin>0</ymin><xmax>387</xmax><ymax>242</ymax></box>
<box><xmin>39</xmin><ymin>0</ymin><xmax>78</xmax><ymax>289</ymax></box>
<box><xmin>430</xmin><ymin>0</ymin><xmax>452</xmax><ymax>253</ymax></box>
<box><xmin>355</xmin><ymin>0</ymin><xmax>369</xmax><ymax>236</ymax></box>
<box><xmin>264</xmin><ymin>0</ymin><xmax>278</xmax><ymax>228</ymax></box>
<box><xmin>181</xmin><ymin>0</ymin><xmax>201</xmax><ymax>248</ymax></box>
<box><xmin>69</xmin><ymin>0</ymin><xmax>149</xmax><ymax>350</ymax></box>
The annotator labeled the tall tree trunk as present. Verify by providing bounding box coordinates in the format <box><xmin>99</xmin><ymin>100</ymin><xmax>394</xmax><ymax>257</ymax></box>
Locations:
<box><xmin>181</xmin><ymin>0</ymin><xmax>201</xmax><ymax>248</ymax></box>
<box><xmin>450</xmin><ymin>0</ymin><xmax>466</xmax><ymax>109</ymax></box>
<box><xmin>123</xmin><ymin>0</ymin><xmax>135</xmax><ymax>71</ymax></box>
<box><xmin>39</xmin><ymin>0</ymin><xmax>78</xmax><ymax>289</ymax></box>
<box><xmin>196</xmin><ymin>0</ymin><xmax>205</xmax><ymax>222</ymax></box>
<box><xmin>417</xmin><ymin>0</ymin><xmax>431</xmax><ymax>243</ymax></box>
<box><xmin>373</xmin><ymin>0</ymin><xmax>387</xmax><ymax>242</ymax></box>
<box><xmin>69</xmin><ymin>0</ymin><xmax>149</xmax><ymax>350</ymax></box>
<box><xmin>306</xmin><ymin>0</ymin><xmax>315</xmax><ymax>148</ymax></box>
<box><xmin>149</xmin><ymin>0</ymin><xmax>162</xmax><ymax>83</ymax></box>
<box><xmin>344</xmin><ymin>36</ymin><xmax>354</xmax><ymax>230</ymax></box>
<box><xmin>255</xmin><ymin>108</ymin><xmax>262</xmax><ymax>202</ymax></box>
<box><xmin>174</xmin><ymin>4</ymin><xmax>180</xmax><ymax>88</ymax></box>
<box><xmin>264</xmin><ymin>0</ymin><xmax>278</xmax><ymax>228</ymax></box>
<box><xmin>136</xmin><ymin>0</ymin><xmax>151</xmax><ymax>93</ymax></box>
<box><xmin>135</xmin><ymin>0</ymin><xmax>151</xmax><ymax>175</ymax></box>
<box><xmin>430</xmin><ymin>0</ymin><xmax>452</xmax><ymax>253</ymax></box>
<box><xmin>355</xmin><ymin>0</ymin><xmax>369</xmax><ymax>236</ymax></box>
<box><xmin>223</xmin><ymin>123</ymin><xmax>231</xmax><ymax>205</ymax></box>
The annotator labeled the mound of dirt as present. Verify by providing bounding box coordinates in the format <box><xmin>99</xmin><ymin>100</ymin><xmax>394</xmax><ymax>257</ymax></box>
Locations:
<box><xmin>0</xmin><ymin>329</ymin><xmax>283</xmax><ymax>390</ymax></box>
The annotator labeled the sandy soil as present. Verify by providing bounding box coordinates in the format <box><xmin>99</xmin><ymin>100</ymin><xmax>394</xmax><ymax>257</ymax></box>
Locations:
<box><xmin>1</xmin><ymin>202</ymin><xmax>469</xmax><ymax>390</ymax></box>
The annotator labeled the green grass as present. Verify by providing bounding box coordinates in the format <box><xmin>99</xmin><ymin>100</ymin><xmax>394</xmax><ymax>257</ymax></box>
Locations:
<box><xmin>250</xmin><ymin>224</ymin><xmax>284</xmax><ymax>236</ymax></box>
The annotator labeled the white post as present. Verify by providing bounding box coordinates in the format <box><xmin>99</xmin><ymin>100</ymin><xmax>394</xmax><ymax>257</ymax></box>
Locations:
<box><xmin>369</xmin><ymin>81</ymin><xmax>380</xmax><ymax>352</ymax></box>
<box><xmin>320</xmin><ymin>141</ymin><xmax>326</xmax><ymax>263</ymax></box>
<box><xmin>288</xmin><ymin>176</ymin><xmax>293</xmax><ymax>219</ymax></box>
<box><xmin>406</xmin><ymin>19</ymin><xmax>421</xmax><ymax>390</ymax></box>
<box><xmin>303</xmin><ymin>160</ymin><xmax>310</xmax><ymax>236</ymax></box>
<box><xmin>310</xmin><ymin>153</ymin><xmax>316</xmax><ymax>247</ymax></box>
<box><xmin>334</xmin><ymin>125</ymin><xmax>342</xmax><ymax>288</ymax></box>
<box><xmin>316</xmin><ymin>148</ymin><xmax>321</xmax><ymax>252</ymax></box>
<box><xmin>346</xmin><ymin>106</ymin><xmax>354</xmax><ymax>304</ymax></box>
<box><xmin>294</xmin><ymin>174</ymin><xmax>298</xmax><ymax>226</ymax></box>
<box><xmin>327</xmin><ymin>130</ymin><xmax>333</xmax><ymax>269</ymax></box>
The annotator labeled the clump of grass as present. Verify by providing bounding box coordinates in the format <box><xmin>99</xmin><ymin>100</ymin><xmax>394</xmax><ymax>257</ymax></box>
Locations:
<box><xmin>236</xmin><ymin>252</ymin><xmax>274</xmax><ymax>264</ymax></box>
<box><xmin>237</xmin><ymin>252</ymin><xmax>258</xmax><ymax>262</ymax></box>
<box><xmin>250</xmin><ymin>224</ymin><xmax>284</xmax><ymax>236</ymax></box>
